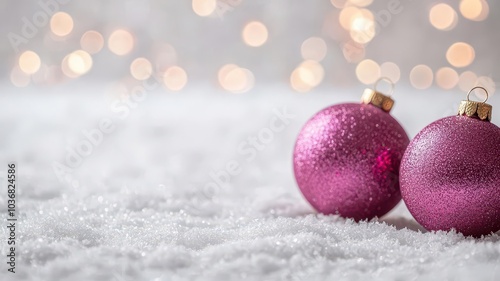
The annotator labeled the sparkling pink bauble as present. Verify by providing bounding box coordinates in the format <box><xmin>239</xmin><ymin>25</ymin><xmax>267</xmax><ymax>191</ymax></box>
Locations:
<box><xmin>293</xmin><ymin>103</ymin><xmax>410</xmax><ymax>220</ymax></box>
<box><xmin>400</xmin><ymin>116</ymin><xmax>500</xmax><ymax>237</ymax></box>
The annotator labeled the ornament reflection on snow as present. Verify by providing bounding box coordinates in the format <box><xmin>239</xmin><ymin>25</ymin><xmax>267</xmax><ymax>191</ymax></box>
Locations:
<box><xmin>293</xmin><ymin>78</ymin><xmax>409</xmax><ymax>221</ymax></box>
<box><xmin>401</xmin><ymin>87</ymin><xmax>500</xmax><ymax>237</ymax></box>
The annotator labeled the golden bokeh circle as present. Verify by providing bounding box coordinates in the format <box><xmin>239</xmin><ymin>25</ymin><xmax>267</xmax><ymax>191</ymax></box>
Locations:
<box><xmin>356</xmin><ymin>59</ymin><xmax>380</xmax><ymax>85</ymax></box>
<box><xmin>410</xmin><ymin>65</ymin><xmax>433</xmax><ymax>90</ymax></box>
<box><xmin>301</xmin><ymin>37</ymin><xmax>327</xmax><ymax>62</ymax></box>
<box><xmin>429</xmin><ymin>4</ymin><xmax>457</xmax><ymax>31</ymax></box>
<box><xmin>242</xmin><ymin>21</ymin><xmax>269</xmax><ymax>47</ymax></box>
<box><xmin>108</xmin><ymin>29</ymin><xmax>134</xmax><ymax>56</ymax></box>
<box><xmin>130</xmin><ymin>58</ymin><xmax>153</xmax><ymax>80</ymax></box>
<box><xmin>435</xmin><ymin>67</ymin><xmax>459</xmax><ymax>90</ymax></box>
<box><xmin>446</xmin><ymin>42</ymin><xmax>475</xmax><ymax>68</ymax></box>
<box><xmin>163</xmin><ymin>66</ymin><xmax>188</xmax><ymax>91</ymax></box>
<box><xmin>80</xmin><ymin>31</ymin><xmax>104</xmax><ymax>54</ymax></box>
<box><xmin>50</xmin><ymin>12</ymin><xmax>74</xmax><ymax>37</ymax></box>
<box><xmin>380</xmin><ymin>62</ymin><xmax>401</xmax><ymax>84</ymax></box>
<box><xmin>19</xmin><ymin>51</ymin><xmax>41</xmax><ymax>75</ymax></box>
<box><xmin>192</xmin><ymin>0</ymin><xmax>216</xmax><ymax>17</ymax></box>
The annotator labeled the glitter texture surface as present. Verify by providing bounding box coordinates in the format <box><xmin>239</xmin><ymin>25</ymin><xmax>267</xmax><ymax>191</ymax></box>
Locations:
<box><xmin>401</xmin><ymin>116</ymin><xmax>500</xmax><ymax>237</ymax></box>
<box><xmin>293</xmin><ymin>103</ymin><xmax>410</xmax><ymax>220</ymax></box>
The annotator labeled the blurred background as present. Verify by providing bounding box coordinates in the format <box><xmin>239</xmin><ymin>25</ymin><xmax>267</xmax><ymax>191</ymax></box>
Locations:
<box><xmin>1</xmin><ymin>0</ymin><xmax>498</xmax><ymax>96</ymax></box>
<box><xmin>2</xmin><ymin>2</ymin><xmax>500</xmax><ymax>280</ymax></box>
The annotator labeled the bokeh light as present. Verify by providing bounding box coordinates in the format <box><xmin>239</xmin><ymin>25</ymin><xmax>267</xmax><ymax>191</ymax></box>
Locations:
<box><xmin>219</xmin><ymin>65</ymin><xmax>255</xmax><ymax>94</ymax></box>
<box><xmin>50</xmin><ymin>12</ymin><xmax>74</xmax><ymax>37</ymax></box>
<box><xmin>227</xmin><ymin>68</ymin><xmax>255</xmax><ymax>93</ymax></box>
<box><xmin>130</xmin><ymin>58</ymin><xmax>153</xmax><ymax>80</ymax></box>
<box><xmin>474</xmin><ymin>0</ymin><xmax>489</xmax><ymax>21</ymax></box>
<box><xmin>192</xmin><ymin>0</ymin><xmax>216</xmax><ymax>17</ymax></box>
<box><xmin>242</xmin><ymin>21</ymin><xmax>268</xmax><ymax>47</ymax></box>
<box><xmin>108</xmin><ymin>29</ymin><xmax>134</xmax><ymax>56</ymax></box>
<box><xmin>339</xmin><ymin>6</ymin><xmax>359</xmax><ymax>30</ymax></box>
<box><xmin>66</xmin><ymin>50</ymin><xmax>93</xmax><ymax>76</ymax></box>
<box><xmin>458</xmin><ymin>71</ymin><xmax>478</xmax><ymax>92</ymax></box>
<box><xmin>10</xmin><ymin>67</ymin><xmax>31</xmax><ymax>87</ymax></box>
<box><xmin>349</xmin><ymin>10</ymin><xmax>375</xmax><ymax>44</ymax></box>
<box><xmin>435</xmin><ymin>67</ymin><xmax>459</xmax><ymax>90</ymax></box>
<box><xmin>290</xmin><ymin>60</ymin><xmax>324</xmax><ymax>93</ymax></box>
<box><xmin>355</xmin><ymin>59</ymin><xmax>380</xmax><ymax>85</ymax></box>
<box><xmin>297</xmin><ymin>60</ymin><xmax>324</xmax><ymax>87</ymax></box>
<box><xmin>163</xmin><ymin>66</ymin><xmax>188</xmax><ymax>91</ymax></box>
<box><xmin>429</xmin><ymin>4</ymin><xmax>457</xmax><ymax>31</ymax></box>
<box><xmin>290</xmin><ymin>69</ymin><xmax>312</xmax><ymax>93</ymax></box>
<box><xmin>380</xmin><ymin>62</ymin><xmax>401</xmax><ymax>83</ymax></box>
<box><xmin>446</xmin><ymin>42</ymin><xmax>475</xmax><ymax>68</ymax></box>
<box><xmin>301</xmin><ymin>37</ymin><xmax>327</xmax><ymax>62</ymax></box>
<box><xmin>61</xmin><ymin>56</ymin><xmax>77</xmax><ymax>78</ymax></box>
<box><xmin>460</xmin><ymin>0</ymin><xmax>489</xmax><ymax>21</ymax></box>
<box><xmin>410</xmin><ymin>65</ymin><xmax>433</xmax><ymax>90</ymax></box>
<box><xmin>218</xmin><ymin>64</ymin><xmax>238</xmax><ymax>86</ymax></box>
<box><xmin>18</xmin><ymin>50</ymin><xmax>41</xmax><ymax>75</ymax></box>
<box><xmin>80</xmin><ymin>31</ymin><xmax>104</xmax><ymax>54</ymax></box>
<box><xmin>2</xmin><ymin>1</ymin><xmax>496</xmax><ymax>97</ymax></box>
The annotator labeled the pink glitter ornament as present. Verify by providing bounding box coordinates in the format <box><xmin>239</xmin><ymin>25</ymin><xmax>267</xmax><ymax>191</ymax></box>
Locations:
<box><xmin>293</xmin><ymin>80</ymin><xmax>410</xmax><ymax>221</ymax></box>
<box><xmin>401</xmin><ymin>87</ymin><xmax>500</xmax><ymax>237</ymax></box>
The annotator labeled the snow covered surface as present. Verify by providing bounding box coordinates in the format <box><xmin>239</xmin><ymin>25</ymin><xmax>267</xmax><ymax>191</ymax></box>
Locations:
<box><xmin>1</xmin><ymin>84</ymin><xmax>499</xmax><ymax>281</ymax></box>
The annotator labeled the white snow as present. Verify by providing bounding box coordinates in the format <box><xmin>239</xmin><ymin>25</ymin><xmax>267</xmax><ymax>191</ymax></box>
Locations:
<box><xmin>0</xmin><ymin>84</ymin><xmax>499</xmax><ymax>281</ymax></box>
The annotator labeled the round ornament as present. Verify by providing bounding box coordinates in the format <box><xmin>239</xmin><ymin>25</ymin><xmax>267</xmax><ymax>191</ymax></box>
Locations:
<box><xmin>294</xmin><ymin>79</ymin><xmax>410</xmax><ymax>220</ymax></box>
<box><xmin>401</xmin><ymin>87</ymin><xmax>500</xmax><ymax>236</ymax></box>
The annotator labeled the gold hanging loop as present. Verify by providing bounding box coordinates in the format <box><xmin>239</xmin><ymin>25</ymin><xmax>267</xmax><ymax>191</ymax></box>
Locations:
<box><xmin>458</xmin><ymin>86</ymin><xmax>492</xmax><ymax>121</ymax></box>
<box><xmin>361</xmin><ymin>77</ymin><xmax>395</xmax><ymax>113</ymax></box>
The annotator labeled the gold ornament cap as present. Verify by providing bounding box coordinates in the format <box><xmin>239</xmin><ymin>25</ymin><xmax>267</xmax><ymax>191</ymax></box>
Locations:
<box><xmin>458</xmin><ymin>86</ymin><xmax>492</xmax><ymax>122</ymax></box>
<box><xmin>361</xmin><ymin>77</ymin><xmax>395</xmax><ymax>113</ymax></box>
